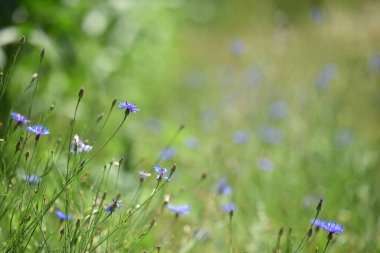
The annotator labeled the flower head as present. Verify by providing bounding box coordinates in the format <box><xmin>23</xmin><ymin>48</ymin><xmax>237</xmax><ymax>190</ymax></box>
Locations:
<box><xmin>71</xmin><ymin>134</ymin><xmax>92</xmax><ymax>153</ymax></box>
<box><xmin>217</xmin><ymin>177</ymin><xmax>232</xmax><ymax>195</ymax></box>
<box><xmin>257</xmin><ymin>157</ymin><xmax>275</xmax><ymax>172</ymax></box>
<box><xmin>154</xmin><ymin>164</ymin><xmax>168</xmax><ymax>180</ymax></box>
<box><xmin>159</xmin><ymin>148</ymin><xmax>177</xmax><ymax>161</ymax></box>
<box><xmin>139</xmin><ymin>171</ymin><xmax>151</xmax><ymax>182</ymax></box>
<box><xmin>105</xmin><ymin>199</ymin><xmax>124</xmax><ymax>212</ymax></box>
<box><xmin>11</xmin><ymin>112</ymin><xmax>30</xmax><ymax>126</ymax></box>
<box><xmin>233</xmin><ymin>131</ymin><xmax>249</xmax><ymax>144</ymax></box>
<box><xmin>27</xmin><ymin>125</ymin><xmax>50</xmax><ymax>136</ymax></box>
<box><xmin>223</xmin><ymin>202</ymin><xmax>236</xmax><ymax>213</ymax></box>
<box><xmin>167</xmin><ymin>204</ymin><xmax>190</xmax><ymax>216</ymax></box>
<box><xmin>311</xmin><ymin>219</ymin><xmax>344</xmax><ymax>234</ymax></box>
<box><xmin>21</xmin><ymin>174</ymin><xmax>41</xmax><ymax>184</ymax></box>
<box><xmin>118</xmin><ymin>102</ymin><xmax>139</xmax><ymax>113</ymax></box>
<box><xmin>55</xmin><ymin>210</ymin><xmax>73</xmax><ymax>221</ymax></box>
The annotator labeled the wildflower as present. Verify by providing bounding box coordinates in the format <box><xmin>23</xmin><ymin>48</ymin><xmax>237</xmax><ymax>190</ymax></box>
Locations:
<box><xmin>320</xmin><ymin>221</ymin><xmax>344</xmax><ymax>234</ymax></box>
<box><xmin>21</xmin><ymin>174</ymin><xmax>41</xmax><ymax>184</ymax></box>
<box><xmin>154</xmin><ymin>164</ymin><xmax>168</xmax><ymax>181</ymax></box>
<box><xmin>185</xmin><ymin>136</ymin><xmax>199</xmax><ymax>149</ymax></box>
<box><xmin>315</xmin><ymin>63</ymin><xmax>337</xmax><ymax>90</ymax></box>
<box><xmin>259</xmin><ymin>126</ymin><xmax>283</xmax><ymax>145</ymax></box>
<box><xmin>310</xmin><ymin>218</ymin><xmax>324</xmax><ymax>227</ymax></box>
<box><xmin>27</xmin><ymin>125</ymin><xmax>50</xmax><ymax>136</ymax></box>
<box><xmin>139</xmin><ymin>171</ymin><xmax>151</xmax><ymax>182</ymax></box>
<box><xmin>217</xmin><ymin>177</ymin><xmax>232</xmax><ymax>195</ymax></box>
<box><xmin>11</xmin><ymin>112</ymin><xmax>30</xmax><ymax>126</ymax></box>
<box><xmin>223</xmin><ymin>202</ymin><xmax>236</xmax><ymax>213</ymax></box>
<box><xmin>71</xmin><ymin>134</ymin><xmax>92</xmax><ymax>153</ymax></box>
<box><xmin>257</xmin><ymin>157</ymin><xmax>274</xmax><ymax>172</ymax></box>
<box><xmin>269</xmin><ymin>102</ymin><xmax>287</xmax><ymax>120</ymax></box>
<box><xmin>309</xmin><ymin>8</ymin><xmax>325</xmax><ymax>23</ymax></box>
<box><xmin>118</xmin><ymin>101</ymin><xmax>139</xmax><ymax>113</ymax></box>
<box><xmin>167</xmin><ymin>204</ymin><xmax>190</xmax><ymax>216</ymax></box>
<box><xmin>230</xmin><ymin>39</ymin><xmax>246</xmax><ymax>55</ymax></box>
<box><xmin>55</xmin><ymin>210</ymin><xmax>73</xmax><ymax>221</ymax></box>
<box><xmin>159</xmin><ymin>148</ymin><xmax>177</xmax><ymax>161</ymax></box>
<box><xmin>105</xmin><ymin>199</ymin><xmax>124</xmax><ymax>212</ymax></box>
<box><xmin>233</xmin><ymin>131</ymin><xmax>249</xmax><ymax>144</ymax></box>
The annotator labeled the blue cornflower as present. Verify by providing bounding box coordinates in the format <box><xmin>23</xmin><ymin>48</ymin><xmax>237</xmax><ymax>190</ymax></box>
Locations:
<box><xmin>217</xmin><ymin>177</ymin><xmax>232</xmax><ymax>195</ymax></box>
<box><xmin>233</xmin><ymin>131</ymin><xmax>249</xmax><ymax>144</ymax></box>
<box><xmin>185</xmin><ymin>136</ymin><xmax>199</xmax><ymax>149</ymax></box>
<box><xmin>11</xmin><ymin>112</ymin><xmax>30</xmax><ymax>126</ymax></box>
<box><xmin>118</xmin><ymin>102</ymin><xmax>139</xmax><ymax>113</ymax></box>
<box><xmin>223</xmin><ymin>202</ymin><xmax>236</xmax><ymax>213</ymax></box>
<box><xmin>257</xmin><ymin>157</ymin><xmax>275</xmax><ymax>172</ymax></box>
<box><xmin>311</xmin><ymin>219</ymin><xmax>344</xmax><ymax>234</ymax></box>
<box><xmin>21</xmin><ymin>174</ymin><xmax>41</xmax><ymax>184</ymax></box>
<box><xmin>269</xmin><ymin>102</ymin><xmax>288</xmax><ymax>120</ymax></box>
<box><xmin>27</xmin><ymin>125</ymin><xmax>50</xmax><ymax>136</ymax></box>
<box><xmin>159</xmin><ymin>148</ymin><xmax>177</xmax><ymax>161</ymax></box>
<box><xmin>167</xmin><ymin>204</ymin><xmax>190</xmax><ymax>216</ymax></box>
<box><xmin>154</xmin><ymin>164</ymin><xmax>168</xmax><ymax>180</ymax></box>
<box><xmin>105</xmin><ymin>199</ymin><xmax>124</xmax><ymax>212</ymax></box>
<box><xmin>55</xmin><ymin>210</ymin><xmax>73</xmax><ymax>221</ymax></box>
<box><xmin>230</xmin><ymin>39</ymin><xmax>246</xmax><ymax>55</ymax></box>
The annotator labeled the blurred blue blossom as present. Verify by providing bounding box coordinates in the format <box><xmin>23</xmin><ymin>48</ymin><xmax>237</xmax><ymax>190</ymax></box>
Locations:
<box><xmin>154</xmin><ymin>164</ymin><xmax>168</xmax><ymax>180</ymax></box>
<box><xmin>309</xmin><ymin>8</ymin><xmax>325</xmax><ymax>23</ymax></box>
<box><xmin>269</xmin><ymin>102</ymin><xmax>288</xmax><ymax>120</ymax></box>
<box><xmin>369</xmin><ymin>53</ymin><xmax>380</xmax><ymax>72</ymax></box>
<box><xmin>11</xmin><ymin>112</ymin><xmax>30</xmax><ymax>126</ymax></box>
<box><xmin>105</xmin><ymin>199</ymin><xmax>124</xmax><ymax>212</ymax></box>
<box><xmin>315</xmin><ymin>64</ymin><xmax>337</xmax><ymax>90</ymax></box>
<box><xmin>55</xmin><ymin>210</ymin><xmax>73</xmax><ymax>221</ymax></box>
<box><xmin>257</xmin><ymin>157</ymin><xmax>274</xmax><ymax>172</ymax></box>
<box><xmin>71</xmin><ymin>134</ymin><xmax>92</xmax><ymax>153</ymax></box>
<box><xmin>159</xmin><ymin>148</ymin><xmax>177</xmax><ymax>161</ymax></box>
<box><xmin>233</xmin><ymin>131</ymin><xmax>249</xmax><ymax>144</ymax></box>
<box><xmin>223</xmin><ymin>202</ymin><xmax>236</xmax><ymax>213</ymax></box>
<box><xmin>21</xmin><ymin>174</ymin><xmax>41</xmax><ymax>184</ymax></box>
<box><xmin>312</xmin><ymin>219</ymin><xmax>344</xmax><ymax>234</ymax></box>
<box><xmin>118</xmin><ymin>101</ymin><xmax>139</xmax><ymax>113</ymax></box>
<box><xmin>185</xmin><ymin>136</ymin><xmax>199</xmax><ymax>149</ymax></box>
<box><xmin>311</xmin><ymin>218</ymin><xmax>323</xmax><ymax>227</ymax></box>
<box><xmin>335</xmin><ymin>128</ymin><xmax>353</xmax><ymax>147</ymax></box>
<box><xmin>217</xmin><ymin>177</ymin><xmax>232</xmax><ymax>195</ymax></box>
<box><xmin>27</xmin><ymin>125</ymin><xmax>50</xmax><ymax>136</ymax></box>
<box><xmin>259</xmin><ymin>126</ymin><xmax>283</xmax><ymax>145</ymax></box>
<box><xmin>167</xmin><ymin>204</ymin><xmax>190</xmax><ymax>216</ymax></box>
<box><xmin>145</xmin><ymin>118</ymin><xmax>162</xmax><ymax>133</ymax></box>
<box><xmin>245</xmin><ymin>66</ymin><xmax>263</xmax><ymax>87</ymax></box>
<box><xmin>230</xmin><ymin>39</ymin><xmax>246</xmax><ymax>55</ymax></box>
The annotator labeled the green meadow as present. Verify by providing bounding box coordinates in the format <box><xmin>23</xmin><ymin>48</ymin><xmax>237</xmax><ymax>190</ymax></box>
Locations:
<box><xmin>0</xmin><ymin>1</ymin><xmax>379</xmax><ymax>252</ymax></box>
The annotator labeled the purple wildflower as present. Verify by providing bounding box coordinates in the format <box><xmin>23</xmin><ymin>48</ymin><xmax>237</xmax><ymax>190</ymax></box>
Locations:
<box><xmin>118</xmin><ymin>102</ymin><xmax>139</xmax><ymax>113</ymax></box>
<box><xmin>21</xmin><ymin>174</ymin><xmax>41</xmax><ymax>184</ymax></box>
<box><xmin>167</xmin><ymin>204</ymin><xmax>190</xmax><ymax>216</ymax></box>
<box><xmin>154</xmin><ymin>164</ymin><xmax>168</xmax><ymax>180</ymax></box>
<box><xmin>233</xmin><ymin>131</ymin><xmax>249</xmax><ymax>144</ymax></box>
<box><xmin>159</xmin><ymin>148</ymin><xmax>177</xmax><ymax>161</ymax></box>
<box><xmin>257</xmin><ymin>157</ymin><xmax>274</xmax><ymax>172</ymax></box>
<box><xmin>312</xmin><ymin>219</ymin><xmax>344</xmax><ymax>234</ymax></box>
<box><xmin>27</xmin><ymin>125</ymin><xmax>50</xmax><ymax>136</ymax></box>
<box><xmin>71</xmin><ymin>134</ymin><xmax>92</xmax><ymax>153</ymax></box>
<box><xmin>217</xmin><ymin>177</ymin><xmax>232</xmax><ymax>195</ymax></box>
<box><xmin>310</xmin><ymin>218</ymin><xmax>324</xmax><ymax>227</ymax></box>
<box><xmin>230</xmin><ymin>40</ymin><xmax>246</xmax><ymax>55</ymax></box>
<box><xmin>11</xmin><ymin>112</ymin><xmax>30</xmax><ymax>126</ymax></box>
<box><xmin>223</xmin><ymin>202</ymin><xmax>236</xmax><ymax>213</ymax></box>
<box><xmin>105</xmin><ymin>199</ymin><xmax>124</xmax><ymax>212</ymax></box>
<box><xmin>55</xmin><ymin>210</ymin><xmax>73</xmax><ymax>221</ymax></box>
<box><xmin>269</xmin><ymin>102</ymin><xmax>287</xmax><ymax>120</ymax></box>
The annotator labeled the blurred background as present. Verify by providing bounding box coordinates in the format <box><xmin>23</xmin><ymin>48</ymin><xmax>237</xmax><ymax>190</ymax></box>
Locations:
<box><xmin>1</xmin><ymin>0</ymin><xmax>379</xmax><ymax>252</ymax></box>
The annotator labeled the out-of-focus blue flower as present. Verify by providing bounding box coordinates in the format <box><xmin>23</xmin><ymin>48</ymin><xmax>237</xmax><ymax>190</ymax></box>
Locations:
<box><xmin>259</xmin><ymin>126</ymin><xmax>283</xmax><ymax>145</ymax></box>
<box><xmin>369</xmin><ymin>53</ymin><xmax>380</xmax><ymax>72</ymax></box>
<box><xmin>118</xmin><ymin>102</ymin><xmax>139</xmax><ymax>113</ymax></box>
<box><xmin>230</xmin><ymin>39</ymin><xmax>246</xmax><ymax>55</ymax></box>
<box><xmin>185</xmin><ymin>136</ymin><xmax>199</xmax><ymax>149</ymax></box>
<box><xmin>233</xmin><ymin>131</ymin><xmax>249</xmax><ymax>144</ymax></box>
<box><xmin>223</xmin><ymin>202</ymin><xmax>236</xmax><ymax>213</ymax></box>
<box><xmin>315</xmin><ymin>63</ymin><xmax>337</xmax><ymax>90</ymax></box>
<box><xmin>145</xmin><ymin>118</ymin><xmax>162</xmax><ymax>133</ymax></box>
<box><xmin>71</xmin><ymin>134</ymin><xmax>92</xmax><ymax>153</ymax></box>
<box><xmin>257</xmin><ymin>157</ymin><xmax>275</xmax><ymax>172</ymax></box>
<box><xmin>269</xmin><ymin>102</ymin><xmax>288</xmax><ymax>120</ymax></box>
<box><xmin>154</xmin><ymin>164</ymin><xmax>168</xmax><ymax>180</ymax></box>
<box><xmin>309</xmin><ymin>8</ymin><xmax>325</xmax><ymax>23</ymax></box>
<box><xmin>312</xmin><ymin>219</ymin><xmax>344</xmax><ymax>234</ymax></box>
<box><xmin>11</xmin><ymin>112</ymin><xmax>30</xmax><ymax>126</ymax></box>
<box><xmin>245</xmin><ymin>66</ymin><xmax>262</xmax><ymax>87</ymax></box>
<box><xmin>167</xmin><ymin>204</ymin><xmax>190</xmax><ymax>216</ymax></box>
<box><xmin>159</xmin><ymin>148</ymin><xmax>177</xmax><ymax>161</ymax></box>
<box><xmin>217</xmin><ymin>177</ymin><xmax>232</xmax><ymax>195</ymax></box>
<box><xmin>55</xmin><ymin>210</ymin><xmax>73</xmax><ymax>221</ymax></box>
<box><xmin>21</xmin><ymin>174</ymin><xmax>41</xmax><ymax>184</ymax></box>
<box><xmin>335</xmin><ymin>128</ymin><xmax>353</xmax><ymax>148</ymax></box>
<box><xmin>105</xmin><ymin>199</ymin><xmax>124</xmax><ymax>212</ymax></box>
<box><xmin>27</xmin><ymin>125</ymin><xmax>50</xmax><ymax>136</ymax></box>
